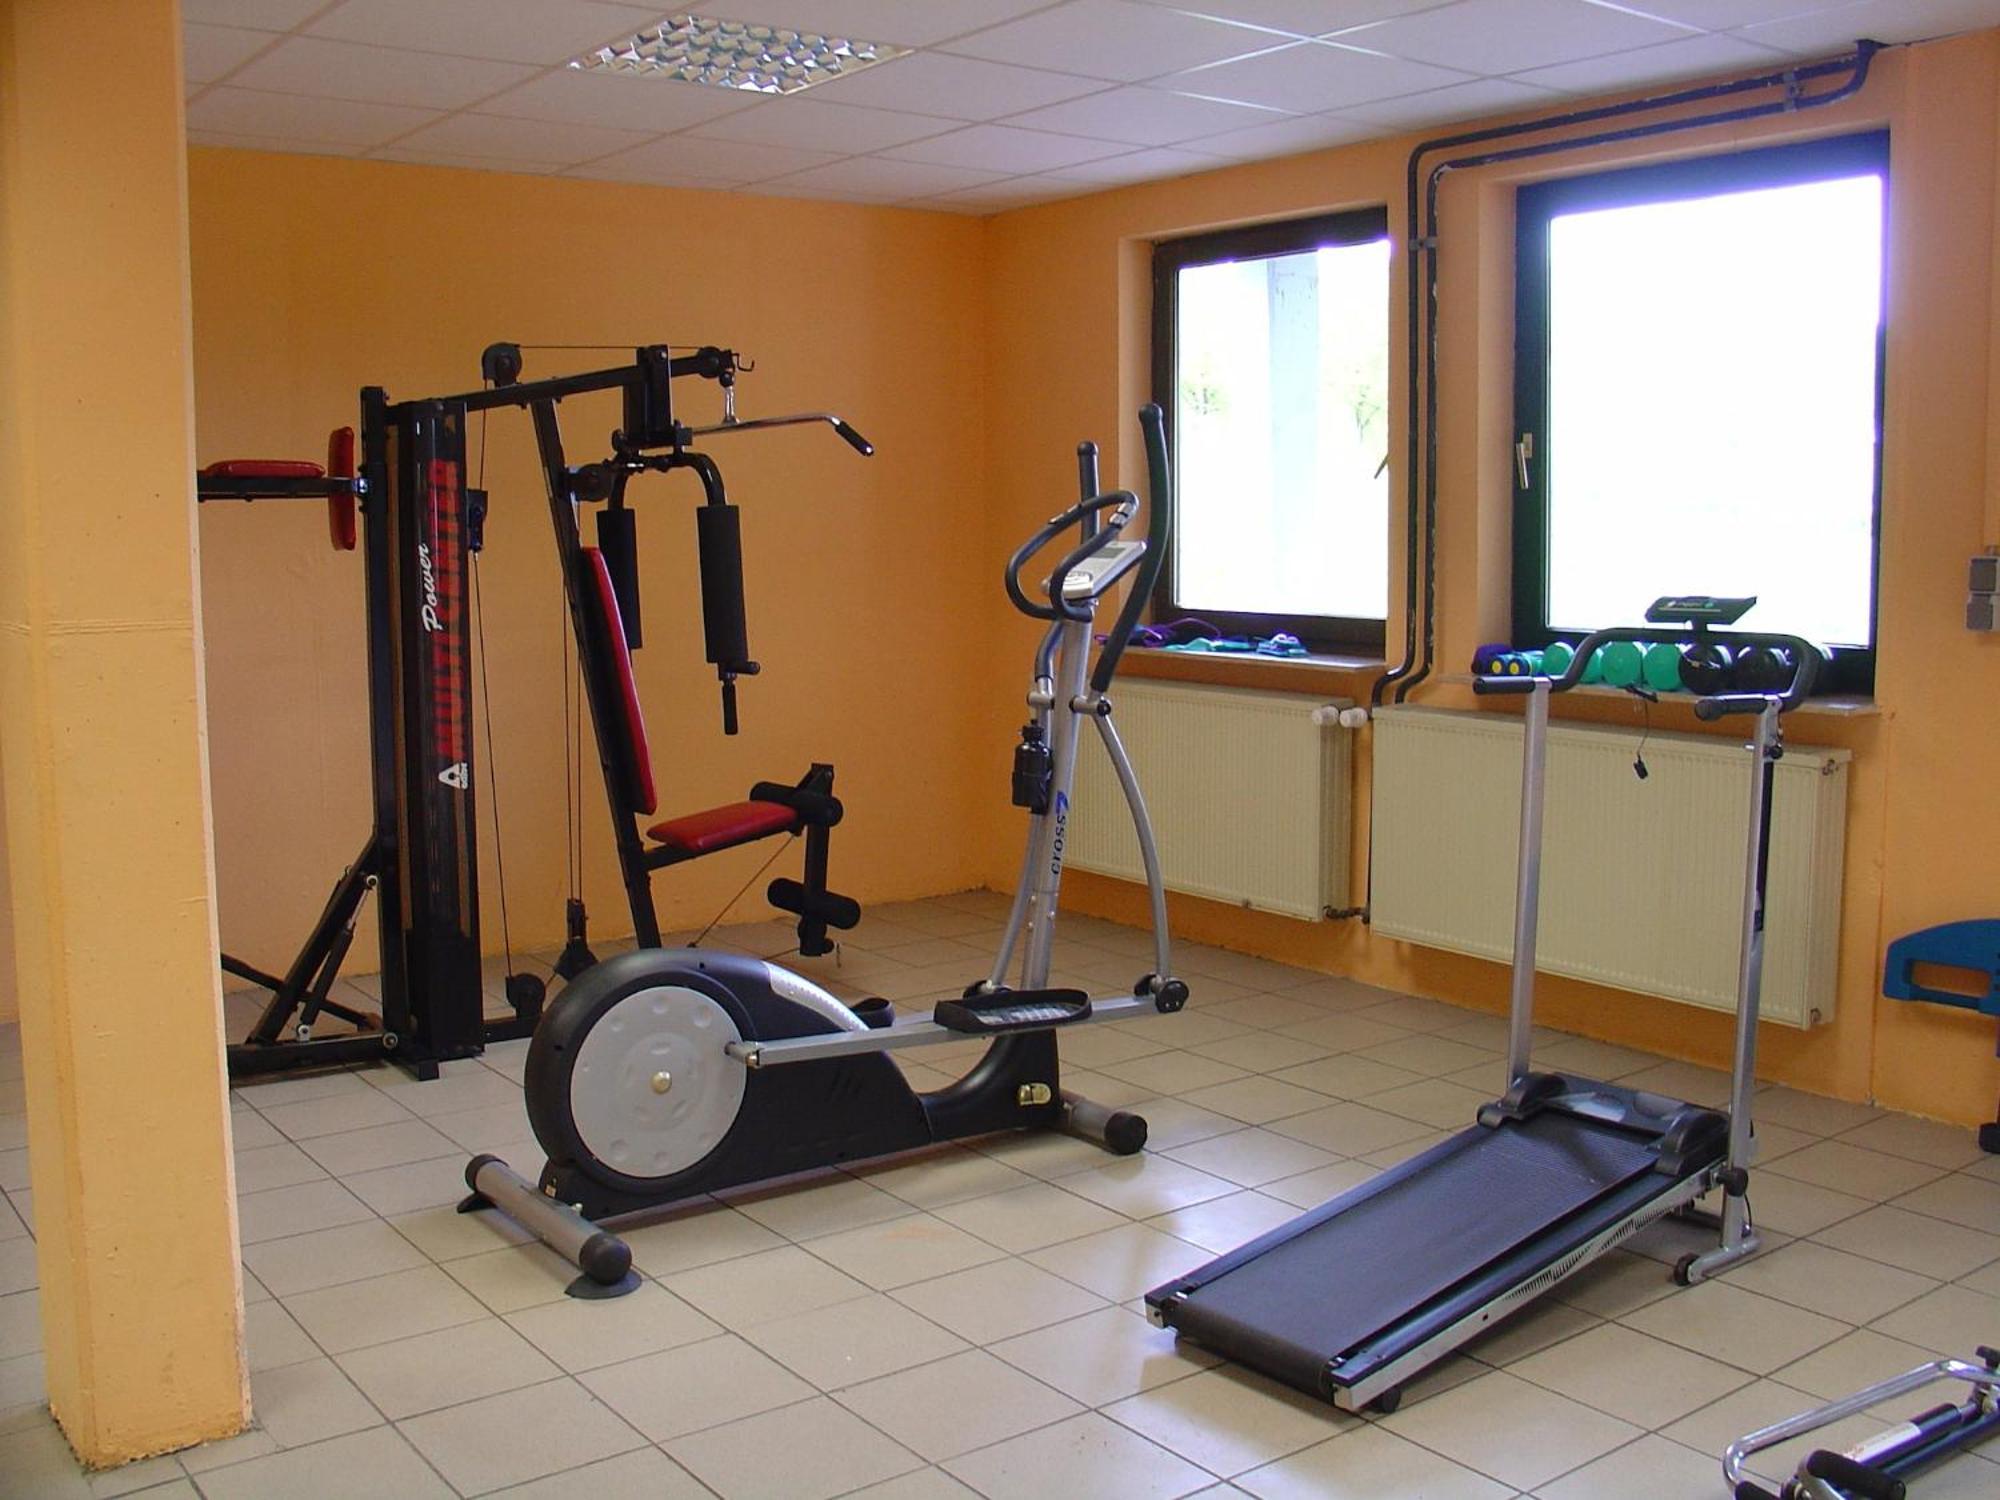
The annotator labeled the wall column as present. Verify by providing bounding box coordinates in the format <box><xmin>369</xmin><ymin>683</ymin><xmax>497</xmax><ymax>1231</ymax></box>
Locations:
<box><xmin>0</xmin><ymin>0</ymin><xmax>248</xmax><ymax>1466</ymax></box>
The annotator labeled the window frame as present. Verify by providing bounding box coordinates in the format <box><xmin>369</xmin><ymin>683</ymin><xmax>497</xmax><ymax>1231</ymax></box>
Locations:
<box><xmin>1512</xmin><ymin>130</ymin><xmax>1889</xmax><ymax>697</ymax></box>
<box><xmin>1151</xmin><ymin>206</ymin><xmax>1393</xmax><ymax>653</ymax></box>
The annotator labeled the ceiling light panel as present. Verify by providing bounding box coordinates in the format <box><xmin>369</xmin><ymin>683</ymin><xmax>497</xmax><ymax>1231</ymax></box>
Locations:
<box><xmin>571</xmin><ymin>14</ymin><xmax>910</xmax><ymax>94</ymax></box>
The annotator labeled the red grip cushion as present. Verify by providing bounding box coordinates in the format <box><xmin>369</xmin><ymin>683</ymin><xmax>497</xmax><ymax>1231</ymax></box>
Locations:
<box><xmin>647</xmin><ymin>800</ymin><xmax>801</xmax><ymax>856</ymax></box>
<box><xmin>326</xmin><ymin>426</ymin><xmax>357</xmax><ymax>552</ymax></box>
<box><xmin>580</xmin><ymin>547</ymin><xmax>657</xmax><ymax>817</ymax></box>
<box><xmin>200</xmin><ymin>458</ymin><xmax>325</xmax><ymax>478</ymax></box>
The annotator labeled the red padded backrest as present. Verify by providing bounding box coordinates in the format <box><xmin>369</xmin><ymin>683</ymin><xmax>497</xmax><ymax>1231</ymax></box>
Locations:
<box><xmin>326</xmin><ymin>426</ymin><xmax>357</xmax><ymax>552</ymax></box>
<box><xmin>199</xmin><ymin>458</ymin><xmax>325</xmax><ymax>478</ymax></box>
<box><xmin>580</xmin><ymin>547</ymin><xmax>657</xmax><ymax>817</ymax></box>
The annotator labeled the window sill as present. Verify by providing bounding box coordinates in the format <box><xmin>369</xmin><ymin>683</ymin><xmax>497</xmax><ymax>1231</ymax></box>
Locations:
<box><xmin>1437</xmin><ymin>673</ymin><xmax>1880</xmax><ymax>719</ymax></box>
<box><xmin>1120</xmin><ymin>647</ymin><xmax>1388</xmax><ymax>695</ymax></box>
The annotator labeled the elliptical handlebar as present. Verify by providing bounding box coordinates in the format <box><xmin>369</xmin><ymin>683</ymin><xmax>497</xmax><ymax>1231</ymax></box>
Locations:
<box><xmin>1474</xmin><ymin>625</ymin><xmax>1823</xmax><ymax>716</ymax></box>
<box><xmin>1045</xmin><ymin>497</ymin><xmax>1138</xmax><ymax>622</ymax></box>
<box><xmin>1004</xmin><ymin>490</ymin><xmax>1137</xmax><ymax>623</ymax></box>
<box><xmin>1091</xmin><ymin>403</ymin><xmax>1171</xmax><ymax>695</ymax></box>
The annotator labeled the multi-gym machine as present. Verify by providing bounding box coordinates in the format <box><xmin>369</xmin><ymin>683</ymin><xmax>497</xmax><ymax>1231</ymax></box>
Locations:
<box><xmin>1147</xmin><ymin>601</ymin><xmax>1820</xmax><ymax>1413</ymax></box>
<box><xmin>195</xmin><ymin>345</ymin><xmax>870</xmax><ymax>1079</ymax></box>
<box><xmin>462</xmin><ymin>406</ymin><xmax>1189</xmax><ymax>1295</ymax></box>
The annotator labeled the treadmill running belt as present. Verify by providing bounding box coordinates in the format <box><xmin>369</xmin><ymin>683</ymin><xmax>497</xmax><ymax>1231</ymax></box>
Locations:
<box><xmin>1162</xmin><ymin>1114</ymin><xmax>1658</xmax><ymax>1396</ymax></box>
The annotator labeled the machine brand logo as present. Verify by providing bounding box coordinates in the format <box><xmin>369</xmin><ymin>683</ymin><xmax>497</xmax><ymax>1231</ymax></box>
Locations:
<box><xmin>1050</xmin><ymin>791</ymin><xmax>1069</xmax><ymax>878</ymax></box>
<box><xmin>438</xmin><ymin>762</ymin><xmax>469</xmax><ymax>791</ymax></box>
<box><xmin>425</xmin><ymin>459</ymin><xmax>469</xmax><ymax>778</ymax></box>
<box><xmin>417</xmin><ymin>542</ymin><xmax>442</xmax><ymax>633</ymax></box>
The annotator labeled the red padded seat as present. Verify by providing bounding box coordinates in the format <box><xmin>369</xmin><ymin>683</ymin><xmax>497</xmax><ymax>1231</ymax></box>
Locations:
<box><xmin>200</xmin><ymin>458</ymin><xmax>325</xmax><ymax>478</ymax></box>
<box><xmin>579</xmin><ymin>547</ymin><xmax>658</xmax><ymax>817</ymax></box>
<box><xmin>648</xmin><ymin>800</ymin><xmax>800</xmax><ymax>856</ymax></box>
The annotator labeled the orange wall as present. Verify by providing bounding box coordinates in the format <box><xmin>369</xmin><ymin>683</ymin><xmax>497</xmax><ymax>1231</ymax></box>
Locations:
<box><xmin>986</xmin><ymin>32</ymin><xmax>2000</xmax><ymax>1127</ymax></box>
<box><xmin>0</xmin><ymin>742</ymin><xmax>12</xmax><ymax>1025</ymax></box>
<box><xmin>189</xmin><ymin>151</ymin><xmax>992</xmax><ymax>971</ymax></box>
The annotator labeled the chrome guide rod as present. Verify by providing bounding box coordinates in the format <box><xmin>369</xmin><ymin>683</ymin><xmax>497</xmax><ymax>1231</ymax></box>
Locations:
<box><xmin>1506</xmin><ymin>679</ymin><xmax>1552</xmax><ymax>1086</ymax></box>
<box><xmin>1094</xmin><ymin>709</ymin><xmax>1172</xmax><ymax>987</ymax></box>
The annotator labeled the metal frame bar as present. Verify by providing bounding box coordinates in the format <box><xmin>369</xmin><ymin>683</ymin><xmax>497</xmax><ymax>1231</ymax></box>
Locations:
<box><xmin>725</xmin><ymin>992</ymin><xmax>1159</xmax><ymax>1069</ymax></box>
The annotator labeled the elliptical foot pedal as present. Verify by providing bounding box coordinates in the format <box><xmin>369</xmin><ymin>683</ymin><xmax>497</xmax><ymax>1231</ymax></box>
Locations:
<box><xmin>933</xmin><ymin>989</ymin><xmax>1090</xmax><ymax>1034</ymax></box>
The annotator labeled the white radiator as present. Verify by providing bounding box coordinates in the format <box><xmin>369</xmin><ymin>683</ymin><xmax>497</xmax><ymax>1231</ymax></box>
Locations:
<box><xmin>1370</xmin><ymin>706</ymin><xmax>1850</xmax><ymax>1028</ymax></box>
<box><xmin>1067</xmin><ymin>681</ymin><xmax>1352</xmax><ymax>921</ymax></box>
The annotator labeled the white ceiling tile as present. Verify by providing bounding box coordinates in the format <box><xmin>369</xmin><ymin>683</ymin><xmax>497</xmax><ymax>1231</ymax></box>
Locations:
<box><xmin>924</xmin><ymin>178</ymin><xmax>1098</xmax><ymax>211</ymax></box>
<box><xmin>184</xmin><ymin>23</ymin><xmax>274</xmax><ymax>84</ymax></box>
<box><xmin>370</xmin><ymin>146</ymin><xmax>571</xmax><ymax>175</ymax></box>
<box><xmin>997</xmin><ymin>83</ymin><xmax>1289</xmax><ymax>145</ymax></box>
<box><xmin>184</xmin><ymin>0</ymin><xmax>327</xmax><ymax>29</ymax></box>
<box><xmin>186</xmin><ymin>87</ymin><xmax>441</xmax><ymax>146</ymax></box>
<box><xmin>759</xmin><ymin>156</ymin><xmax>1014</xmax><ymax>197</ymax></box>
<box><xmin>1739</xmin><ymin>0</ymin><xmax>2000</xmax><ymax>52</ymax></box>
<box><xmin>684</xmin><ymin>97</ymin><xmax>955</xmax><ymax>152</ymax></box>
<box><xmin>474</xmin><ymin>70</ymin><xmax>763</xmax><ymax>132</ymax></box>
<box><xmin>563</xmin><ymin>157</ymin><xmax>746</xmax><ymax>189</ymax></box>
<box><xmin>1510</xmin><ymin>31</ymin><xmax>1789</xmax><ymax>92</ymax></box>
<box><xmin>944</xmin><ymin>0</ymin><xmax>1288</xmax><ymax>82</ymax></box>
<box><xmin>1341</xmin><ymin>0</ymin><xmax>1696</xmax><ymax>74</ymax></box>
<box><xmin>227</xmin><ymin>37</ymin><xmax>541</xmax><ymax>109</ymax></box>
<box><xmin>1595</xmin><ymin>0</ymin><xmax>1850</xmax><ymax>27</ymax></box>
<box><xmin>1152</xmin><ymin>0</ymin><xmax>1457</xmax><ymax>34</ymax></box>
<box><xmin>307</xmin><ymin>0</ymin><xmax>663</xmax><ymax>65</ymax></box>
<box><xmin>1174</xmin><ymin>39</ymin><xmax>1471</xmax><ymax>110</ymax></box>
<box><xmin>809</xmin><ymin>52</ymin><xmax>1107</xmax><ymax>118</ymax></box>
<box><xmin>1045</xmin><ymin>144</ymin><xmax>1233</xmax><ymax>181</ymax></box>
<box><xmin>884</xmin><ymin>123</ymin><xmax>1139</xmax><ymax>171</ymax></box>
<box><xmin>696</xmin><ymin>1</ymin><xmax>1057</xmax><ymax>47</ymax></box>
<box><xmin>582</xmin><ymin>135</ymin><xmax>844</xmax><ymax>183</ymax></box>
<box><xmin>392</xmin><ymin>113</ymin><xmax>660</xmax><ymax>165</ymax></box>
<box><xmin>1337</xmin><ymin>75</ymin><xmax>1557</xmax><ymax>125</ymax></box>
<box><xmin>1196</xmin><ymin>110</ymin><xmax>1383</xmax><ymax>156</ymax></box>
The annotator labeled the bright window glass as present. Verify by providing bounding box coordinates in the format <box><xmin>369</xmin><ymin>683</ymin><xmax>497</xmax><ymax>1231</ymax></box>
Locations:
<box><xmin>1543</xmin><ymin>172</ymin><xmax>1884</xmax><ymax>647</ymax></box>
<box><xmin>1171</xmin><ymin>236</ymin><xmax>1391</xmax><ymax>625</ymax></box>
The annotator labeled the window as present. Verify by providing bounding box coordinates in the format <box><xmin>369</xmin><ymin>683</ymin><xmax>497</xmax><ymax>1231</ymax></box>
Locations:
<box><xmin>1152</xmin><ymin>208</ymin><xmax>1391</xmax><ymax>650</ymax></box>
<box><xmin>1514</xmin><ymin>132</ymin><xmax>1888</xmax><ymax>693</ymax></box>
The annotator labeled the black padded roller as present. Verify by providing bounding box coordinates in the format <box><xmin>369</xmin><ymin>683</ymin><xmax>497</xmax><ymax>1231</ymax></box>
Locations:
<box><xmin>597</xmin><ymin>507</ymin><xmax>642</xmax><ymax>650</ymax></box>
<box><xmin>696</xmin><ymin>503</ymin><xmax>751</xmax><ymax>669</ymax></box>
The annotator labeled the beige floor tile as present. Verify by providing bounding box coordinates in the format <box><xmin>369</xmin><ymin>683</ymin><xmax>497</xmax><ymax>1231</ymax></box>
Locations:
<box><xmin>1062</xmin><ymin>1067</ymin><xmax>1160</xmax><ymax>1108</ymax></box>
<box><xmin>399</xmin><ymin>1376</ymin><xmax>642</xmax><ymax>1495</ymax></box>
<box><xmin>1741</xmin><ymin>1171</ymin><xmax>1874</xmax><ymax>1236</ymax></box>
<box><xmin>840</xmin><ymin>1347</ymin><xmax>1083</xmax><ymax>1461</ymax></box>
<box><xmin>341</xmin><ymin>1154</ymin><xmax>478</xmax><ymax>1217</ymax></box>
<box><xmin>298</xmin><ymin>1118</ymin><xmax>461</xmax><ymax>1176</ymax></box>
<box><xmin>1552</xmin><ymin>1249</ymin><xmax>1680</xmax><ymax>1319</ymax></box>
<box><xmin>1188</xmin><ymin>1033</ymin><xmax>1332</xmax><ymax>1074</ymax></box>
<box><xmin>805</xmin><ymin>1213</ymin><xmax>1009</xmax><ymax>1289</ymax></box>
<box><xmin>663</xmin><ymin>1244</ymin><xmax>873</xmax><ymax>1328</ymax></box>
<box><xmin>234</xmin><ymin>1068</ymin><xmax>378</xmax><ymax>1110</ymax></box>
<box><xmin>1356</xmin><ymin>1033</ymin><xmax>1498</xmax><ymax>1078</ymax></box>
<box><xmin>1459</xmin><ymin>1298</ymin><xmax>1601</xmax><ymax>1367</ymax></box>
<box><xmin>1061</xmin><ymin>1155</ymin><xmax>1239</xmax><ymax>1219</ymax></box>
<box><xmin>231</xmin><ymin>1141</ymin><xmax>330</xmax><ymax>1195</ymax></box>
<box><xmin>1837</xmin><ymin>1113</ymin><xmax>1991</xmax><ymax>1169</ymax></box>
<box><xmin>243</xmin><ymin>1219</ymin><xmax>430</xmax><ymax>1297</ymax></box>
<box><xmin>336</xmin><ymin>1317</ymin><xmax>560</xmax><ymax>1418</ymax></box>
<box><xmin>1162</xmin><ymin>1128</ymin><xmax>1338</xmax><ymax>1189</ymax></box>
<box><xmin>852</xmin><ymin>1145</ymin><xmax>1035</xmax><ymax>1209</ymax></box>
<box><xmin>891</xmin><ymin>1257</ymin><xmax>1107</xmax><ymax>1345</ymax></box>
<box><xmin>1027</xmin><ymin>1222</ymin><xmax>1213</xmax><ymax>1302</ymax></box>
<box><xmin>1129</xmin><ymin>1097</ymin><xmax>1248</xmax><ymax>1150</ymax></box>
<box><xmin>1725</xmin><ymin>1239</ymin><xmax>1938</xmax><ymax>1322</ymax></box>
<box><xmin>1619</xmin><ymin>1281</ymin><xmax>1848</xmax><ymax>1374</ymax></box>
<box><xmin>443</xmin><ymin>1242</ymin><xmax>588</xmax><ymax>1314</ymax></box>
<box><xmin>741</xmin><ymin>1292</ymin><xmax>967</xmax><ymax>1388</ymax></box>
<box><xmin>725</xmin><ymin>1172</ymin><xmax>929</xmax><ymax>1240</ymax></box>
<box><xmin>421</xmin><ymin>1104</ymin><xmax>535</xmax><ymax>1155</ymax></box>
<box><xmin>1618</xmin><ymin>1060</ymin><xmax>1733</xmax><ymax>1108</ymax></box>
<box><xmin>1273</xmin><ymin>1015</ymin><xmax>1413</xmax><ymax>1054</ymax></box>
<box><xmin>1175</xmin><ymin>1076</ymin><xmax>1331</xmax><ymax>1126</ymax></box>
<box><xmin>248</xmin><ymin>1356</ymin><xmax>382</xmax><ymax>1448</ymax></box>
<box><xmin>989</xmin><ymin>1304</ymin><xmax>1218</xmax><ymax>1404</ymax></box>
<box><xmin>970</xmin><ymin>1128</ymin><xmax>1136</xmax><ymax>1179</ymax></box>
<box><xmin>1237</xmin><ymin>1423</ymin><xmax>1510</xmax><ymax>1500</ymax></box>
<box><xmin>1360</xmin><ymin>1127</ymin><xmax>1456</xmax><ymax>1168</ymax></box>
<box><xmin>1962</xmin><ymin>1256</ymin><xmax>2000</xmax><ymax>1294</ymax></box>
<box><xmin>372</xmin><ymin>1069</ymin><xmax>524</xmax><ymax>1119</ymax></box>
<box><xmin>581</xmin><ymin>1333</ymin><xmax>815</xmax><ymax>1442</ymax></box>
<box><xmin>1265</xmin><ymin>1101</ymin><xmax>1434</xmax><ymax>1157</ymax></box>
<box><xmin>1105</xmin><ymin>1365</ymin><xmax>1344</xmax><ymax>1476</ymax></box>
<box><xmin>189</xmin><ymin>1427</ymin><xmax>453</xmax><ymax>1500</ymax></box>
<box><xmin>1531</xmin><ymin>1432</ymin><xmax>1717</xmax><ymax>1500</ymax></box>
<box><xmin>236</xmin><ymin>1181</ymin><xmax>374</xmax><ymax>1245</ymax></box>
<box><xmin>285</xmin><ymin>1265</ymin><xmax>489</xmax><ymax>1354</ymax></box>
<box><xmin>85</xmin><ymin>1450</ymin><xmax>186</xmax><ymax>1497</ymax></box>
<box><xmin>1810</xmin><ymin>1203</ymin><xmax>2000</xmax><ymax>1279</ymax></box>
<box><xmin>1361</xmin><ymin>1078</ymin><xmax>1494</xmax><ymax>1130</ymax></box>
<box><xmin>0</xmin><ymin>1241</ymin><xmax>35</xmax><ymax>1300</ymax></box>
<box><xmin>1893</xmin><ymin>1173</ymin><xmax>2000</xmax><ymax>1234</ymax></box>
<box><xmin>1381</xmin><ymin>1368</ymin><xmax>1641</xmax><ymax>1492</ymax></box>
<box><xmin>932</xmin><ymin>1180</ymin><xmax>1128</xmax><ymax>1253</ymax></box>
<box><xmin>943</xmin><ymin>1410</ymin><xmax>1211</xmax><ymax>1500</ymax></box>
<box><xmin>1149</xmin><ymin>1190</ymin><xmax>1299</xmax><ymax>1255</ymax></box>
<box><xmin>1060</xmin><ymin>1028</ymin><xmax>1172</xmax><ymax>1069</ymax></box>
<box><xmin>504</xmin><ymin>1280</ymin><xmax>720</xmax><ymax>1371</ymax></box>
<box><xmin>1508</xmin><ymin>1321</ymin><xmax>1750</xmax><ymax>1425</ymax></box>
<box><xmin>485</xmin><ymin>1446</ymin><xmax>712</xmax><ymax>1499</ymax></box>
<box><xmin>244</xmin><ymin>1300</ymin><xmax>319</xmax><ymax>1372</ymax></box>
<box><xmin>667</xmin><ymin>1394</ymin><xmax>922</xmax><ymax>1499</ymax></box>
<box><xmin>1102</xmin><ymin>1051</ymin><xmax>1250</xmax><ymax>1096</ymax></box>
<box><xmin>1261</xmin><ymin>1158</ymin><xmax>1381</xmax><ymax>1209</ymax></box>
<box><xmin>389</xmin><ymin>1201</ymin><xmax>534</xmax><ymax>1261</ymax></box>
<box><xmin>1348</xmin><ymin>995</ymin><xmax>1478</xmax><ymax>1035</ymax></box>
<box><xmin>1869</xmin><ymin>1281</ymin><xmax>2000</xmax><ymax>1349</ymax></box>
<box><xmin>1909</xmin><ymin>1451</ymin><xmax>2000</xmax><ymax>1500</ymax></box>
<box><xmin>260</xmin><ymin>1088</ymin><xmax>416</xmax><ymax>1141</ymax></box>
<box><xmin>175</xmin><ymin>1425</ymin><xmax>283</xmax><ymax>1476</ymax></box>
<box><xmin>616</xmin><ymin>1200</ymin><xmax>786</xmax><ymax>1276</ymax></box>
<box><xmin>0</xmin><ymin>1289</ymin><xmax>39</xmax><ymax>1357</ymax></box>
<box><xmin>1767</xmin><ymin>1139</ymin><xmax>1949</xmax><ymax>1201</ymax></box>
<box><xmin>1770</xmin><ymin>1326</ymin><xmax>1944</xmax><ymax>1400</ymax></box>
<box><xmin>1754</xmin><ymin>1087</ymin><xmax>1885</xmax><ymax>1137</ymax></box>
<box><xmin>1662</xmin><ymin>1377</ymin><xmax>1887</xmax><ymax>1486</ymax></box>
<box><xmin>1200</xmin><ymin>995</ymin><xmax>1328</xmax><ymax>1031</ymax></box>
<box><xmin>1277</xmin><ymin>975</ymin><xmax>1404</xmax><ymax>1008</ymax></box>
<box><xmin>1519</xmin><ymin>1036</ymin><xmax>1660</xmax><ymax>1081</ymax></box>
<box><xmin>841</xmin><ymin>1468</ymin><xmax>982</xmax><ymax>1499</ymax></box>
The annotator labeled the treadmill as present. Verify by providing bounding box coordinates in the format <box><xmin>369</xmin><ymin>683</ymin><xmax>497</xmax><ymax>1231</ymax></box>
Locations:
<box><xmin>1146</xmin><ymin>600</ymin><xmax>1821</xmax><ymax>1414</ymax></box>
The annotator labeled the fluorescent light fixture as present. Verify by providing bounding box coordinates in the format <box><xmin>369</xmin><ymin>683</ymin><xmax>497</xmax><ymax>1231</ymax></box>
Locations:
<box><xmin>571</xmin><ymin>15</ymin><xmax>909</xmax><ymax>95</ymax></box>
